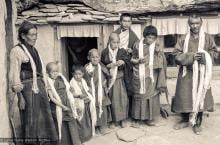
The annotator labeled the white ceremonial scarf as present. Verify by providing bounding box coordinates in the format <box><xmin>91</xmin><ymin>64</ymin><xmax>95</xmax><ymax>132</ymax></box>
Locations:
<box><xmin>85</xmin><ymin>63</ymin><xmax>103</xmax><ymax>118</ymax></box>
<box><xmin>47</xmin><ymin>77</ymin><xmax>62</xmax><ymax>140</ymax></box>
<box><xmin>47</xmin><ymin>73</ymin><xmax>78</xmax><ymax>140</ymax></box>
<box><xmin>108</xmin><ymin>45</ymin><xmax>118</xmax><ymax>91</ymax></box>
<box><xmin>182</xmin><ymin>29</ymin><xmax>213</xmax><ymax>125</ymax></box>
<box><xmin>119</xmin><ymin>30</ymin><xmax>129</xmax><ymax>49</ymax></box>
<box><xmin>70</xmin><ymin>77</ymin><xmax>97</xmax><ymax>136</ymax></box>
<box><xmin>20</xmin><ymin>44</ymin><xmax>47</xmax><ymax>94</ymax></box>
<box><xmin>138</xmin><ymin>38</ymin><xmax>156</xmax><ymax>94</ymax></box>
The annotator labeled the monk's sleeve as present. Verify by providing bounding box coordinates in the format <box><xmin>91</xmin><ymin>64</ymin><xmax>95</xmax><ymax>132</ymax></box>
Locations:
<box><xmin>101</xmin><ymin>50</ymin><xmax>108</xmax><ymax>65</ymax></box>
<box><xmin>83</xmin><ymin>69</ymin><xmax>91</xmax><ymax>87</ymax></box>
<box><xmin>132</xmin><ymin>43</ymin><xmax>139</xmax><ymax>59</ymax></box>
<box><xmin>131</xmin><ymin>42</ymin><xmax>140</xmax><ymax>65</ymax></box>
<box><xmin>120</xmin><ymin>49</ymin><xmax>129</xmax><ymax>63</ymax></box>
<box><xmin>156</xmin><ymin>51</ymin><xmax>167</xmax><ymax>89</ymax></box>
<box><xmin>9</xmin><ymin>48</ymin><xmax>23</xmax><ymax>92</ymax></box>
<box><xmin>173</xmin><ymin>36</ymin><xmax>194</xmax><ymax>66</ymax></box>
<box><xmin>207</xmin><ymin>35</ymin><xmax>218</xmax><ymax>63</ymax></box>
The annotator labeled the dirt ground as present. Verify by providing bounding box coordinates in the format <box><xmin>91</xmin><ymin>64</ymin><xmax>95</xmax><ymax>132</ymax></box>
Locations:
<box><xmin>84</xmin><ymin>78</ymin><xmax>220</xmax><ymax>145</ymax></box>
<box><xmin>84</xmin><ymin>105</ymin><xmax>220</xmax><ymax>145</ymax></box>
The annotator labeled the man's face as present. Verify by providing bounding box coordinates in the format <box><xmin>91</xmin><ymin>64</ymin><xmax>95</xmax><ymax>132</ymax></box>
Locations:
<box><xmin>22</xmin><ymin>28</ymin><xmax>37</xmax><ymax>46</ymax></box>
<box><xmin>120</xmin><ymin>16</ymin><xmax>132</xmax><ymax>31</ymax></box>
<box><xmin>188</xmin><ymin>17</ymin><xmax>202</xmax><ymax>34</ymax></box>
<box><xmin>110</xmin><ymin>35</ymin><xmax>120</xmax><ymax>50</ymax></box>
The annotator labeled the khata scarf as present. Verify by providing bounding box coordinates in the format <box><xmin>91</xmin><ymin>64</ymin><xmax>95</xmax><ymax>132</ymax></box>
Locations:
<box><xmin>108</xmin><ymin>45</ymin><xmax>118</xmax><ymax>91</ymax></box>
<box><xmin>70</xmin><ymin>77</ymin><xmax>97</xmax><ymax>136</ymax></box>
<box><xmin>182</xmin><ymin>29</ymin><xmax>212</xmax><ymax>125</ymax></box>
<box><xmin>47</xmin><ymin>73</ymin><xmax>78</xmax><ymax>140</ymax></box>
<box><xmin>138</xmin><ymin>38</ymin><xmax>156</xmax><ymax>94</ymax></box>
<box><xmin>20</xmin><ymin>44</ymin><xmax>47</xmax><ymax>94</ymax></box>
<box><xmin>85</xmin><ymin>63</ymin><xmax>103</xmax><ymax>118</ymax></box>
<box><xmin>119</xmin><ymin>29</ymin><xmax>129</xmax><ymax>49</ymax></box>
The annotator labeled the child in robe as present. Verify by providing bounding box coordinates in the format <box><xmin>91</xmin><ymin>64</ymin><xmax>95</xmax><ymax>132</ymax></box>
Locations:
<box><xmin>46</xmin><ymin>61</ymin><xmax>82</xmax><ymax>145</ymax></box>
<box><xmin>131</xmin><ymin>26</ymin><xmax>167</xmax><ymax>128</ymax></box>
<box><xmin>84</xmin><ymin>49</ymin><xmax>112</xmax><ymax>135</ymax></box>
<box><xmin>70</xmin><ymin>65</ymin><xmax>97</xmax><ymax>142</ymax></box>
<box><xmin>101</xmin><ymin>32</ymin><xmax>129</xmax><ymax>128</ymax></box>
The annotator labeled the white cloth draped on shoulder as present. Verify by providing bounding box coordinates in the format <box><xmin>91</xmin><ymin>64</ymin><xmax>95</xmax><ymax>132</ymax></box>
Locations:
<box><xmin>182</xmin><ymin>29</ymin><xmax>213</xmax><ymax>125</ymax></box>
<box><xmin>138</xmin><ymin>38</ymin><xmax>156</xmax><ymax>94</ymax></box>
<box><xmin>20</xmin><ymin>44</ymin><xmax>47</xmax><ymax>94</ymax></box>
<box><xmin>47</xmin><ymin>73</ymin><xmax>78</xmax><ymax>140</ymax></box>
<box><xmin>108</xmin><ymin>45</ymin><xmax>118</xmax><ymax>91</ymax></box>
<box><xmin>119</xmin><ymin>29</ymin><xmax>129</xmax><ymax>49</ymax></box>
<box><xmin>85</xmin><ymin>63</ymin><xmax>103</xmax><ymax>118</ymax></box>
<box><xmin>70</xmin><ymin>77</ymin><xmax>97</xmax><ymax>136</ymax></box>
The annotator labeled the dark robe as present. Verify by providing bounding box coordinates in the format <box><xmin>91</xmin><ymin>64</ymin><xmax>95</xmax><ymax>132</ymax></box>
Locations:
<box><xmin>114</xmin><ymin>28</ymin><xmax>139</xmax><ymax>94</ymax></box>
<box><xmin>171</xmin><ymin>33</ymin><xmax>218</xmax><ymax>113</ymax></box>
<box><xmin>115</xmin><ymin>27</ymin><xmax>139</xmax><ymax>117</ymax></box>
<box><xmin>101</xmin><ymin>48</ymin><xmax>129</xmax><ymax>122</ymax></box>
<box><xmin>114</xmin><ymin>27</ymin><xmax>139</xmax><ymax>50</ymax></box>
<box><xmin>84</xmin><ymin>63</ymin><xmax>112</xmax><ymax>127</ymax></box>
<box><xmin>131</xmin><ymin>40</ymin><xmax>167</xmax><ymax>120</ymax></box>
<box><xmin>50</xmin><ymin>76</ymin><xmax>81</xmax><ymax>145</ymax></box>
<box><xmin>72</xmin><ymin>81</ymin><xmax>92</xmax><ymax>143</ymax></box>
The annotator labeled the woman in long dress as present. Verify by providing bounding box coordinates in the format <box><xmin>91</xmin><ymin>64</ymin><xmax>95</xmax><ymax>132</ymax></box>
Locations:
<box><xmin>9</xmin><ymin>21</ymin><xmax>58</xmax><ymax>145</ymax></box>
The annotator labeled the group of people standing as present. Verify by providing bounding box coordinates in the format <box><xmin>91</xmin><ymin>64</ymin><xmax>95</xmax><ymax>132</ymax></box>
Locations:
<box><xmin>8</xmin><ymin>13</ymin><xmax>217</xmax><ymax>145</ymax></box>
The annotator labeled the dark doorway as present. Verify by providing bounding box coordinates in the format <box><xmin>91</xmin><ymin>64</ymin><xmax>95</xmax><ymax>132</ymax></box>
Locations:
<box><xmin>65</xmin><ymin>37</ymin><xmax>97</xmax><ymax>79</ymax></box>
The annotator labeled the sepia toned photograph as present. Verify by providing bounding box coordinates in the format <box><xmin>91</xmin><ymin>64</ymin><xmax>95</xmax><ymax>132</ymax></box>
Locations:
<box><xmin>0</xmin><ymin>0</ymin><xmax>220</xmax><ymax>145</ymax></box>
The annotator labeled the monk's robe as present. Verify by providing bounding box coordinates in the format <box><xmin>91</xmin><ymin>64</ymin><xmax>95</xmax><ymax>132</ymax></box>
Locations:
<box><xmin>50</xmin><ymin>76</ymin><xmax>81</xmax><ymax>145</ymax></box>
<box><xmin>84</xmin><ymin>63</ymin><xmax>112</xmax><ymax>127</ymax></box>
<box><xmin>171</xmin><ymin>33</ymin><xmax>218</xmax><ymax>113</ymax></box>
<box><xmin>131</xmin><ymin>40</ymin><xmax>167</xmax><ymax>120</ymax></box>
<box><xmin>114</xmin><ymin>27</ymin><xmax>139</xmax><ymax>96</ymax></box>
<box><xmin>70</xmin><ymin>80</ymin><xmax>93</xmax><ymax>143</ymax></box>
<box><xmin>9</xmin><ymin>43</ymin><xmax>58</xmax><ymax>144</ymax></box>
<box><xmin>101</xmin><ymin>48</ymin><xmax>129</xmax><ymax>122</ymax></box>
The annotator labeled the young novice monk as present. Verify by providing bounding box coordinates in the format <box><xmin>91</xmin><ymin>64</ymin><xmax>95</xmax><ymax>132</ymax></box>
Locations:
<box><xmin>101</xmin><ymin>32</ymin><xmax>129</xmax><ymax>128</ymax></box>
<box><xmin>84</xmin><ymin>49</ymin><xmax>112</xmax><ymax>135</ymax></box>
<box><xmin>46</xmin><ymin>61</ymin><xmax>82</xmax><ymax>145</ymax></box>
<box><xmin>70</xmin><ymin>65</ymin><xmax>97</xmax><ymax>142</ymax></box>
<box><xmin>131</xmin><ymin>25</ymin><xmax>167</xmax><ymax>128</ymax></box>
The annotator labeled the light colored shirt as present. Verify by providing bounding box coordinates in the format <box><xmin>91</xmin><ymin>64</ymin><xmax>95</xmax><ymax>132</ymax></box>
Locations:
<box><xmin>119</xmin><ymin>30</ymin><xmax>129</xmax><ymax>49</ymax></box>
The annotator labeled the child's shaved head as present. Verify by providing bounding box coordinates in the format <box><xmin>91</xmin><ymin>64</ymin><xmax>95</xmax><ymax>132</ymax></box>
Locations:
<box><xmin>46</xmin><ymin>61</ymin><xmax>59</xmax><ymax>73</ymax></box>
<box><xmin>87</xmin><ymin>48</ymin><xmax>100</xmax><ymax>65</ymax></box>
<box><xmin>46</xmin><ymin>61</ymin><xmax>60</xmax><ymax>79</ymax></box>
<box><xmin>88</xmin><ymin>48</ymin><xmax>98</xmax><ymax>57</ymax></box>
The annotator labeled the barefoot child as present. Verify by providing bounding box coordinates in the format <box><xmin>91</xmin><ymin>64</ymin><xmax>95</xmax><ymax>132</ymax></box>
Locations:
<box><xmin>70</xmin><ymin>65</ymin><xmax>97</xmax><ymax>142</ymax></box>
<box><xmin>46</xmin><ymin>61</ymin><xmax>81</xmax><ymax>145</ymax></box>
<box><xmin>131</xmin><ymin>26</ymin><xmax>167</xmax><ymax>128</ymax></box>
<box><xmin>85</xmin><ymin>49</ymin><xmax>112</xmax><ymax>135</ymax></box>
<box><xmin>101</xmin><ymin>32</ymin><xmax>129</xmax><ymax>128</ymax></box>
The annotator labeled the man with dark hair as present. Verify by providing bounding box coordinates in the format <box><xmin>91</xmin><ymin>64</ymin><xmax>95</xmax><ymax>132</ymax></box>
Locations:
<box><xmin>114</xmin><ymin>13</ymin><xmax>139</xmax><ymax>120</ymax></box>
<box><xmin>116</xmin><ymin>13</ymin><xmax>138</xmax><ymax>54</ymax></box>
<box><xmin>172</xmin><ymin>15</ymin><xmax>218</xmax><ymax>135</ymax></box>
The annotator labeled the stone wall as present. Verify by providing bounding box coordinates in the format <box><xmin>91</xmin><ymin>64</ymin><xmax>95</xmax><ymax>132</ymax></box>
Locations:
<box><xmin>0</xmin><ymin>1</ymin><xmax>12</xmax><ymax>144</ymax></box>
